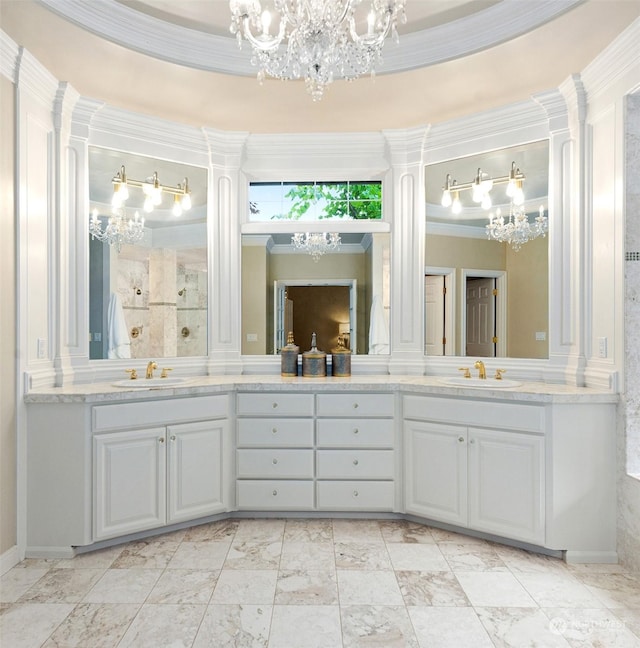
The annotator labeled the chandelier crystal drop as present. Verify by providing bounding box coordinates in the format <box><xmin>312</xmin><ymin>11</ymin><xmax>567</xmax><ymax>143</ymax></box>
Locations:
<box><xmin>486</xmin><ymin>205</ymin><xmax>548</xmax><ymax>252</ymax></box>
<box><xmin>291</xmin><ymin>232</ymin><xmax>341</xmax><ymax>261</ymax></box>
<box><xmin>89</xmin><ymin>207</ymin><xmax>145</xmax><ymax>252</ymax></box>
<box><xmin>229</xmin><ymin>0</ymin><xmax>407</xmax><ymax>100</ymax></box>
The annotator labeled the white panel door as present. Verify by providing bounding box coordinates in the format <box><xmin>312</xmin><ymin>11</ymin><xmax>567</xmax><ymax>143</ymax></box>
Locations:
<box><xmin>425</xmin><ymin>275</ymin><xmax>445</xmax><ymax>355</ymax></box>
<box><xmin>167</xmin><ymin>420</ymin><xmax>226</xmax><ymax>523</ymax></box>
<box><xmin>94</xmin><ymin>427</ymin><xmax>166</xmax><ymax>540</ymax></box>
<box><xmin>468</xmin><ymin>427</ymin><xmax>544</xmax><ymax>544</ymax></box>
<box><xmin>466</xmin><ymin>277</ymin><xmax>495</xmax><ymax>357</ymax></box>
<box><xmin>404</xmin><ymin>421</ymin><xmax>468</xmax><ymax>526</ymax></box>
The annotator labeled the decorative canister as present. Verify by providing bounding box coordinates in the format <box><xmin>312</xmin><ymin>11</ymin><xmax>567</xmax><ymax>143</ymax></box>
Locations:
<box><xmin>280</xmin><ymin>331</ymin><xmax>299</xmax><ymax>377</ymax></box>
<box><xmin>302</xmin><ymin>332</ymin><xmax>327</xmax><ymax>377</ymax></box>
<box><xmin>331</xmin><ymin>336</ymin><xmax>352</xmax><ymax>377</ymax></box>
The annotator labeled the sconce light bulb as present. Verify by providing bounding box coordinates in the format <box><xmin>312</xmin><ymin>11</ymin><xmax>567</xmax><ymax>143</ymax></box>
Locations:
<box><xmin>441</xmin><ymin>190</ymin><xmax>452</xmax><ymax>208</ymax></box>
<box><xmin>181</xmin><ymin>192</ymin><xmax>192</xmax><ymax>211</ymax></box>
<box><xmin>481</xmin><ymin>194</ymin><xmax>492</xmax><ymax>210</ymax></box>
<box><xmin>172</xmin><ymin>197</ymin><xmax>183</xmax><ymax>217</ymax></box>
<box><xmin>452</xmin><ymin>195</ymin><xmax>462</xmax><ymax>215</ymax></box>
<box><xmin>261</xmin><ymin>9</ymin><xmax>271</xmax><ymax>33</ymax></box>
<box><xmin>513</xmin><ymin>187</ymin><xmax>525</xmax><ymax>206</ymax></box>
<box><xmin>143</xmin><ymin>196</ymin><xmax>154</xmax><ymax>213</ymax></box>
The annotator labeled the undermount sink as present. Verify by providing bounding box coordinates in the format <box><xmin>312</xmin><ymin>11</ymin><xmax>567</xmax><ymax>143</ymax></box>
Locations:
<box><xmin>438</xmin><ymin>377</ymin><xmax>522</xmax><ymax>388</ymax></box>
<box><xmin>112</xmin><ymin>378</ymin><xmax>188</xmax><ymax>388</ymax></box>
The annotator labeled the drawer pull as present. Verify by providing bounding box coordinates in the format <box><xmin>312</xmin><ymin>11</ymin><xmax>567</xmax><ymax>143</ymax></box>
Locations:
<box><xmin>353</xmin><ymin>403</ymin><xmax>359</xmax><ymax>409</ymax></box>
<box><xmin>159</xmin><ymin>437</ymin><xmax>165</xmax><ymax>444</ymax></box>
<box><xmin>272</xmin><ymin>427</ymin><xmax>278</xmax><ymax>434</ymax></box>
<box><xmin>272</xmin><ymin>458</ymin><xmax>278</xmax><ymax>464</ymax></box>
<box><xmin>353</xmin><ymin>459</ymin><xmax>359</xmax><ymax>466</ymax></box>
<box><xmin>170</xmin><ymin>435</ymin><xmax>176</xmax><ymax>441</ymax></box>
<box><xmin>272</xmin><ymin>402</ymin><xmax>278</xmax><ymax>409</ymax></box>
<box><xmin>353</xmin><ymin>490</ymin><xmax>359</xmax><ymax>497</ymax></box>
<box><xmin>458</xmin><ymin>436</ymin><xmax>464</xmax><ymax>443</ymax></box>
<box><xmin>353</xmin><ymin>428</ymin><xmax>359</xmax><ymax>434</ymax></box>
<box><xmin>272</xmin><ymin>490</ymin><xmax>278</xmax><ymax>496</ymax></box>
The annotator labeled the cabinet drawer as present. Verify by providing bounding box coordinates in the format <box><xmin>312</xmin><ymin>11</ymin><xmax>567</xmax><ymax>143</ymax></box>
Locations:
<box><xmin>93</xmin><ymin>395</ymin><xmax>228</xmax><ymax>432</ymax></box>
<box><xmin>317</xmin><ymin>393</ymin><xmax>394</xmax><ymax>417</ymax></box>
<box><xmin>317</xmin><ymin>481</ymin><xmax>394</xmax><ymax>511</ymax></box>
<box><xmin>316</xmin><ymin>418</ymin><xmax>394</xmax><ymax>447</ymax></box>
<box><xmin>237</xmin><ymin>480</ymin><xmax>314</xmax><ymax>510</ymax></box>
<box><xmin>237</xmin><ymin>418</ymin><xmax>314</xmax><ymax>447</ymax></box>
<box><xmin>317</xmin><ymin>450</ymin><xmax>394</xmax><ymax>479</ymax></box>
<box><xmin>237</xmin><ymin>449</ymin><xmax>314</xmax><ymax>478</ymax></box>
<box><xmin>237</xmin><ymin>393</ymin><xmax>314</xmax><ymax>417</ymax></box>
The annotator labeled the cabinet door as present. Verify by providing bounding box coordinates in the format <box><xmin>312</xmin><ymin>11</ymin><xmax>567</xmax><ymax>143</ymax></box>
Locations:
<box><xmin>167</xmin><ymin>420</ymin><xmax>227</xmax><ymax>523</ymax></box>
<box><xmin>404</xmin><ymin>421</ymin><xmax>467</xmax><ymax>526</ymax></box>
<box><xmin>468</xmin><ymin>427</ymin><xmax>544</xmax><ymax>544</ymax></box>
<box><xmin>94</xmin><ymin>427</ymin><xmax>167</xmax><ymax>540</ymax></box>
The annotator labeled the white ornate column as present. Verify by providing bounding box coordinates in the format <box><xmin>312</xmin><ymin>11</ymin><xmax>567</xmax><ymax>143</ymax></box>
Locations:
<box><xmin>383</xmin><ymin>126</ymin><xmax>429</xmax><ymax>375</ymax></box>
<box><xmin>203</xmin><ymin>128</ymin><xmax>249</xmax><ymax>374</ymax></box>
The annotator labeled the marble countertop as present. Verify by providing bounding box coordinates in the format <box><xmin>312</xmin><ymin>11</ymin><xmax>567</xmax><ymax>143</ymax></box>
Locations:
<box><xmin>24</xmin><ymin>375</ymin><xmax>619</xmax><ymax>405</ymax></box>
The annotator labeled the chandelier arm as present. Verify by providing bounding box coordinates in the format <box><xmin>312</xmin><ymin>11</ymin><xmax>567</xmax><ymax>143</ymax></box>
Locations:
<box><xmin>241</xmin><ymin>14</ymin><xmax>287</xmax><ymax>52</ymax></box>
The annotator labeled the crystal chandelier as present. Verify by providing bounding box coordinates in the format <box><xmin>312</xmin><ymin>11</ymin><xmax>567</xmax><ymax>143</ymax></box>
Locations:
<box><xmin>486</xmin><ymin>204</ymin><xmax>548</xmax><ymax>252</ymax></box>
<box><xmin>229</xmin><ymin>0</ymin><xmax>407</xmax><ymax>101</ymax></box>
<box><xmin>292</xmin><ymin>232</ymin><xmax>341</xmax><ymax>261</ymax></box>
<box><xmin>89</xmin><ymin>207</ymin><xmax>145</xmax><ymax>252</ymax></box>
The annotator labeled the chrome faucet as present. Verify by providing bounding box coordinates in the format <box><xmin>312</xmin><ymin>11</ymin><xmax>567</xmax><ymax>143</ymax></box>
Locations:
<box><xmin>474</xmin><ymin>360</ymin><xmax>486</xmax><ymax>379</ymax></box>
<box><xmin>146</xmin><ymin>361</ymin><xmax>158</xmax><ymax>379</ymax></box>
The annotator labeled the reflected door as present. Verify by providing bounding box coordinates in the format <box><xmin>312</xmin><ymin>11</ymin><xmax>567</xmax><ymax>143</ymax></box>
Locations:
<box><xmin>425</xmin><ymin>275</ymin><xmax>445</xmax><ymax>356</ymax></box>
<box><xmin>466</xmin><ymin>277</ymin><xmax>496</xmax><ymax>357</ymax></box>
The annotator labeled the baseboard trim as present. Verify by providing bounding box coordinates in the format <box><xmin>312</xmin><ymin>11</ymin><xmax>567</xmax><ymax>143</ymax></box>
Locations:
<box><xmin>0</xmin><ymin>545</ymin><xmax>20</xmax><ymax>575</ymax></box>
<box><xmin>564</xmin><ymin>550</ymin><xmax>619</xmax><ymax>564</ymax></box>
<box><xmin>25</xmin><ymin>546</ymin><xmax>76</xmax><ymax>560</ymax></box>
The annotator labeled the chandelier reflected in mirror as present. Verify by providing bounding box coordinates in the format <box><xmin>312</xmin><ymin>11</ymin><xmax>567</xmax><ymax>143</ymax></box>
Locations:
<box><xmin>292</xmin><ymin>232</ymin><xmax>341</xmax><ymax>261</ymax></box>
<box><xmin>441</xmin><ymin>161</ymin><xmax>548</xmax><ymax>250</ymax></box>
<box><xmin>229</xmin><ymin>0</ymin><xmax>407</xmax><ymax>101</ymax></box>
<box><xmin>89</xmin><ymin>207</ymin><xmax>145</xmax><ymax>252</ymax></box>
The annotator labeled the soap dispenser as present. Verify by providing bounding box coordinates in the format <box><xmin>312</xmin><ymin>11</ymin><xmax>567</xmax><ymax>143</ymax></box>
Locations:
<box><xmin>302</xmin><ymin>332</ymin><xmax>327</xmax><ymax>377</ymax></box>
<box><xmin>280</xmin><ymin>331</ymin><xmax>300</xmax><ymax>377</ymax></box>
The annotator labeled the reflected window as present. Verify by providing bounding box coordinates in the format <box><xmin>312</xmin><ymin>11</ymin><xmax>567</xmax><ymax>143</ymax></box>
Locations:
<box><xmin>249</xmin><ymin>181</ymin><xmax>382</xmax><ymax>221</ymax></box>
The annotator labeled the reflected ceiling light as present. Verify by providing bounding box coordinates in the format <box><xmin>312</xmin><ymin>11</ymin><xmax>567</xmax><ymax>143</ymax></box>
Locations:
<box><xmin>229</xmin><ymin>0</ymin><xmax>407</xmax><ymax>101</ymax></box>
<box><xmin>89</xmin><ymin>207</ymin><xmax>145</xmax><ymax>252</ymax></box>
<box><xmin>110</xmin><ymin>165</ymin><xmax>192</xmax><ymax>215</ymax></box>
<box><xmin>291</xmin><ymin>232</ymin><xmax>341</xmax><ymax>262</ymax></box>
<box><xmin>486</xmin><ymin>205</ymin><xmax>548</xmax><ymax>252</ymax></box>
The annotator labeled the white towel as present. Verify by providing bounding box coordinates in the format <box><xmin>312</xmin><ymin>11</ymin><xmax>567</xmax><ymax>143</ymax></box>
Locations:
<box><xmin>107</xmin><ymin>292</ymin><xmax>131</xmax><ymax>359</ymax></box>
<box><xmin>369</xmin><ymin>295</ymin><xmax>390</xmax><ymax>355</ymax></box>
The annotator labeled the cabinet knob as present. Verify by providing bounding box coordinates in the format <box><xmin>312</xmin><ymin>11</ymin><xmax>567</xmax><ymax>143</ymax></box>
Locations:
<box><xmin>272</xmin><ymin>490</ymin><xmax>278</xmax><ymax>496</ymax></box>
<box><xmin>272</xmin><ymin>427</ymin><xmax>277</xmax><ymax>434</ymax></box>
<box><xmin>272</xmin><ymin>458</ymin><xmax>278</xmax><ymax>464</ymax></box>
<box><xmin>353</xmin><ymin>459</ymin><xmax>359</xmax><ymax>466</ymax></box>
<box><xmin>159</xmin><ymin>437</ymin><xmax>165</xmax><ymax>443</ymax></box>
<box><xmin>353</xmin><ymin>428</ymin><xmax>359</xmax><ymax>434</ymax></box>
<box><xmin>458</xmin><ymin>436</ymin><xmax>465</xmax><ymax>443</ymax></box>
<box><xmin>171</xmin><ymin>435</ymin><xmax>176</xmax><ymax>441</ymax></box>
<box><xmin>353</xmin><ymin>402</ymin><xmax>359</xmax><ymax>409</ymax></box>
<box><xmin>272</xmin><ymin>402</ymin><xmax>278</xmax><ymax>409</ymax></box>
<box><xmin>353</xmin><ymin>490</ymin><xmax>359</xmax><ymax>497</ymax></box>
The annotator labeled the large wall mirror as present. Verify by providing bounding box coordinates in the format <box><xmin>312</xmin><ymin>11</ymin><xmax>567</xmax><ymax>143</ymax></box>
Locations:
<box><xmin>88</xmin><ymin>147</ymin><xmax>208</xmax><ymax>360</ymax></box>
<box><xmin>241</xmin><ymin>232</ymin><xmax>390</xmax><ymax>356</ymax></box>
<box><xmin>425</xmin><ymin>140</ymin><xmax>549</xmax><ymax>359</ymax></box>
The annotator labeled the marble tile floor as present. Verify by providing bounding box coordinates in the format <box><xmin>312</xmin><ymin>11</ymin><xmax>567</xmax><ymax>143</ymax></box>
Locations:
<box><xmin>1</xmin><ymin>518</ymin><xmax>640</xmax><ymax>647</ymax></box>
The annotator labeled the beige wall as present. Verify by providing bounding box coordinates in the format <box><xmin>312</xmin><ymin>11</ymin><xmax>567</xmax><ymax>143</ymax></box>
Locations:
<box><xmin>0</xmin><ymin>74</ymin><xmax>16</xmax><ymax>555</ymax></box>
<box><xmin>241</xmin><ymin>244</ymin><xmax>268</xmax><ymax>354</ymax></box>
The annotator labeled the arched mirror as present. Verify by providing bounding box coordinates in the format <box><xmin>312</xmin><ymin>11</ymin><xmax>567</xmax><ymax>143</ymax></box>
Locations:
<box><xmin>425</xmin><ymin>140</ymin><xmax>549</xmax><ymax>359</ymax></box>
<box><xmin>88</xmin><ymin>147</ymin><xmax>208</xmax><ymax>360</ymax></box>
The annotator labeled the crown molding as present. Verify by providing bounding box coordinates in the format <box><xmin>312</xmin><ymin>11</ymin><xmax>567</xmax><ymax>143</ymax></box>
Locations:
<box><xmin>0</xmin><ymin>29</ymin><xmax>19</xmax><ymax>83</ymax></box>
<box><xmin>14</xmin><ymin>47</ymin><xmax>59</xmax><ymax>108</ymax></box>
<box><xmin>36</xmin><ymin>0</ymin><xmax>583</xmax><ymax>77</ymax></box>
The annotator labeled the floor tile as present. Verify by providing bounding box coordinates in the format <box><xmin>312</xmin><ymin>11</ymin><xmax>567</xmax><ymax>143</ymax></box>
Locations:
<box><xmin>234</xmin><ymin>519</ymin><xmax>285</xmax><ymax>542</ymax></box>
<box><xmin>111</xmin><ymin>536</ymin><xmax>181</xmax><ymax>569</ymax></box>
<box><xmin>0</xmin><ymin>567</ymin><xmax>49</xmax><ymax>603</ymax></box>
<box><xmin>183</xmin><ymin>519</ymin><xmax>239</xmax><ymax>542</ymax></box>
<box><xmin>41</xmin><ymin>602</ymin><xmax>139</xmax><ymax>648</ymax></box>
<box><xmin>268</xmin><ymin>604</ymin><xmax>342</xmax><ymax>648</ymax></box>
<box><xmin>335</xmin><ymin>541</ymin><xmax>393</xmax><ymax>570</ymax></box>
<box><xmin>117</xmin><ymin>603</ymin><xmax>205</xmax><ymax>648</ymax></box>
<box><xmin>409</xmin><ymin>606</ymin><xmax>494</xmax><ymax>648</ymax></box>
<box><xmin>18</xmin><ymin>568</ymin><xmax>105</xmax><ymax>604</ymax></box>
<box><xmin>378</xmin><ymin>520</ymin><xmax>435</xmax><ymax>544</ymax></box>
<box><xmin>83</xmin><ymin>568</ymin><xmax>162</xmax><ymax>603</ymax></box>
<box><xmin>337</xmin><ymin>569</ymin><xmax>403</xmax><ymax>605</ymax></box>
<box><xmin>275</xmin><ymin>570</ymin><xmax>338</xmax><ymax>605</ymax></box>
<box><xmin>55</xmin><ymin>545</ymin><xmax>124</xmax><ymax>569</ymax></box>
<box><xmin>439</xmin><ymin>541</ymin><xmax>509</xmax><ymax>572</ymax></box>
<box><xmin>613</xmin><ymin>607</ymin><xmax>640</xmax><ymax>640</ymax></box>
<box><xmin>284</xmin><ymin>519</ymin><xmax>333</xmax><ymax>542</ymax></box>
<box><xmin>396</xmin><ymin>570</ymin><xmax>469</xmax><ymax>606</ymax></box>
<box><xmin>475</xmin><ymin>606</ymin><xmax>571</xmax><ymax>647</ymax></box>
<box><xmin>147</xmin><ymin>569</ymin><xmax>218</xmax><ymax>604</ymax></box>
<box><xmin>341</xmin><ymin>604</ymin><xmax>419</xmax><ymax>647</ymax></box>
<box><xmin>332</xmin><ymin>519</ymin><xmax>384</xmax><ymax>543</ymax></box>
<box><xmin>0</xmin><ymin>602</ymin><xmax>75</xmax><ymax>648</ymax></box>
<box><xmin>494</xmin><ymin>544</ymin><xmax>569</xmax><ymax>574</ymax></box>
<box><xmin>280</xmin><ymin>541</ymin><xmax>336</xmax><ymax>571</ymax></box>
<box><xmin>386</xmin><ymin>542</ymin><xmax>450</xmax><ymax>571</ymax></box>
<box><xmin>515</xmin><ymin>571</ymin><xmax>605</xmax><ymax>608</ymax></box>
<box><xmin>211</xmin><ymin>569</ymin><xmax>278</xmax><ymax>604</ymax></box>
<box><xmin>577</xmin><ymin>572</ymin><xmax>640</xmax><ymax>609</ymax></box>
<box><xmin>167</xmin><ymin>540</ymin><xmax>230</xmax><ymax>570</ymax></box>
<box><xmin>192</xmin><ymin>603</ymin><xmax>272</xmax><ymax>647</ymax></box>
<box><xmin>455</xmin><ymin>571</ymin><xmax>537</xmax><ymax>607</ymax></box>
<box><xmin>224</xmin><ymin>540</ymin><xmax>283</xmax><ymax>569</ymax></box>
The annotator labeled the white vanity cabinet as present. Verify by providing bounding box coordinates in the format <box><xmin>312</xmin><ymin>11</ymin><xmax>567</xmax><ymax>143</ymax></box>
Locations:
<box><xmin>92</xmin><ymin>395</ymin><xmax>230</xmax><ymax>541</ymax></box>
<box><xmin>404</xmin><ymin>395</ymin><xmax>545</xmax><ymax>545</ymax></box>
<box><xmin>316</xmin><ymin>393</ymin><xmax>396</xmax><ymax>511</ymax></box>
<box><xmin>236</xmin><ymin>393</ymin><xmax>315</xmax><ymax>510</ymax></box>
